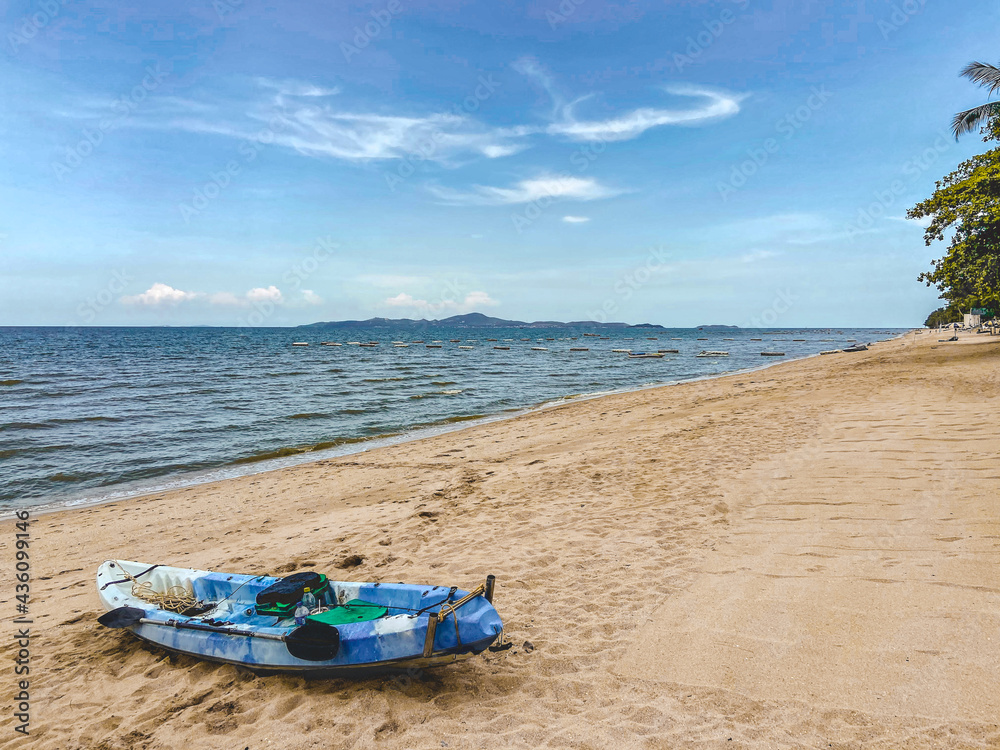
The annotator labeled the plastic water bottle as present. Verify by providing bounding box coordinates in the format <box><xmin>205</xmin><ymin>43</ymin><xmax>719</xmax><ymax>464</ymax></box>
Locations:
<box><xmin>294</xmin><ymin>601</ymin><xmax>310</xmax><ymax>626</ymax></box>
<box><xmin>302</xmin><ymin>587</ymin><xmax>318</xmax><ymax>612</ymax></box>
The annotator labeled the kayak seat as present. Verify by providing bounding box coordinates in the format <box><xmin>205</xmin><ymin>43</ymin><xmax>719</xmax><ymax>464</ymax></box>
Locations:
<box><xmin>308</xmin><ymin>599</ymin><xmax>388</xmax><ymax>626</ymax></box>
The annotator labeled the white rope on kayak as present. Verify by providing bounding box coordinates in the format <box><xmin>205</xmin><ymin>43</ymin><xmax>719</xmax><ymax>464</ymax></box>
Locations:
<box><xmin>117</xmin><ymin>562</ymin><xmax>199</xmax><ymax>614</ymax></box>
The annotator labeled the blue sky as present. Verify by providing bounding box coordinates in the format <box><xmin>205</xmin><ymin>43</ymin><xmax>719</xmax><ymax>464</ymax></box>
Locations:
<box><xmin>1</xmin><ymin>0</ymin><xmax>996</xmax><ymax>327</ymax></box>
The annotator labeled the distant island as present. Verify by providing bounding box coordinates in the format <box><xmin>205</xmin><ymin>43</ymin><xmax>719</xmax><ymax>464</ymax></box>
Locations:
<box><xmin>696</xmin><ymin>324</ymin><xmax>739</xmax><ymax>330</ymax></box>
<box><xmin>299</xmin><ymin>312</ymin><xmax>667</xmax><ymax>330</ymax></box>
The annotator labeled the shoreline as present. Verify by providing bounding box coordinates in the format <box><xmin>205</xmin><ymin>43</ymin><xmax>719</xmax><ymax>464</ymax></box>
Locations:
<box><xmin>3</xmin><ymin>328</ymin><xmax>995</xmax><ymax>749</ymax></box>
<box><xmin>9</xmin><ymin>331</ymin><xmax>912</xmax><ymax>518</ymax></box>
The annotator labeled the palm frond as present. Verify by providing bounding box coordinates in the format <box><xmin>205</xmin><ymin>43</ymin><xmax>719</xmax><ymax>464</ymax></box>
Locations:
<box><xmin>960</xmin><ymin>61</ymin><xmax>1000</xmax><ymax>95</ymax></box>
<box><xmin>951</xmin><ymin>102</ymin><xmax>1000</xmax><ymax>138</ymax></box>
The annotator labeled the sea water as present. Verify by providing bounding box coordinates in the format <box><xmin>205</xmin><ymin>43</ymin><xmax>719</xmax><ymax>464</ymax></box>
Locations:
<box><xmin>0</xmin><ymin>325</ymin><xmax>906</xmax><ymax>512</ymax></box>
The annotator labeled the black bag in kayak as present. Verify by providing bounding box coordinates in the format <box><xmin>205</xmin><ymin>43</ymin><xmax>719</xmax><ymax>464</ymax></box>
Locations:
<box><xmin>255</xmin><ymin>572</ymin><xmax>330</xmax><ymax>617</ymax></box>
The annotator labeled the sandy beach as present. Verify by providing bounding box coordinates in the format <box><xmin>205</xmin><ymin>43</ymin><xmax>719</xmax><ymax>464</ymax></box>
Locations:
<box><xmin>2</xmin><ymin>330</ymin><xmax>998</xmax><ymax>749</ymax></box>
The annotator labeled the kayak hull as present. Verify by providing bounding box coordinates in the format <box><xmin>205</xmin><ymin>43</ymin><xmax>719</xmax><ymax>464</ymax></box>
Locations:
<box><xmin>97</xmin><ymin>560</ymin><xmax>503</xmax><ymax>674</ymax></box>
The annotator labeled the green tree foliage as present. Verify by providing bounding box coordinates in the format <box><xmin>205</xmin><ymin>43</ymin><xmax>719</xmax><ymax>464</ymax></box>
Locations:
<box><xmin>923</xmin><ymin>306</ymin><xmax>964</xmax><ymax>328</ymax></box>
<box><xmin>908</xmin><ymin>122</ymin><xmax>1000</xmax><ymax>311</ymax></box>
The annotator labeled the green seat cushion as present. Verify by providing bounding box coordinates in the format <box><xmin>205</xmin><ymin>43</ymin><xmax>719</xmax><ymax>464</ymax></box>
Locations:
<box><xmin>307</xmin><ymin>599</ymin><xmax>388</xmax><ymax>626</ymax></box>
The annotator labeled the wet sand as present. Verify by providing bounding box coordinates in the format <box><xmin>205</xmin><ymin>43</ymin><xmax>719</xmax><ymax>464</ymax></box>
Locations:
<box><xmin>1</xmin><ymin>330</ymin><xmax>998</xmax><ymax>749</ymax></box>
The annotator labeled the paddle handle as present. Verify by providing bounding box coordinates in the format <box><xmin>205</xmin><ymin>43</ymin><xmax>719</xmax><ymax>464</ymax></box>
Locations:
<box><xmin>139</xmin><ymin>617</ymin><xmax>287</xmax><ymax>642</ymax></box>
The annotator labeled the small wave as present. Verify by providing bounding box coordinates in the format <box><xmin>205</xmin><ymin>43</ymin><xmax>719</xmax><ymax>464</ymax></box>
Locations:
<box><xmin>266</xmin><ymin>371</ymin><xmax>310</xmax><ymax>378</ymax></box>
<box><xmin>439</xmin><ymin>413</ymin><xmax>485</xmax><ymax>424</ymax></box>
<box><xmin>362</xmin><ymin>377</ymin><xmax>406</xmax><ymax>382</ymax></box>
<box><xmin>0</xmin><ymin>379</ymin><xmax>23</xmax><ymax>387</ymax></box>
<box><xmin>440</xmin><ymin>389</ymin><xmax>463</xmax><ymax>395</ymax></box>
<box><xmin>27</xmin><ymin>390</ymin><xmax>78</xmax><ymax>399</ymax></box>
<box><xmin>430</xmin><ymin>381</ymin><xmax>457</xmax><ymax>386</ymax></box>
<box><xmin>50</xmin><ymin>416</ymin><xmax>123</xmax><ymax>424</ymax></box>
<box><xmin>232</xmin><ymin>446</ymin><xmax>306</xmax><ymax>464</ymax></box>
<box><xmin>287</xmin><ymin>412</ymin><xmax>329</xmax><ymax>420</ymax></box>
<box><xmin>1</xmin><ymin>421</ymin><xmax>55</xmax><ymax>430</ymax></box>
<box><xmin>230</xmin><ymin>433</ymin><xmax>402</xmax><ymax>465</ymax></box>
<box><xmin>48</xmin><ymin>471</ymin><xmax>101</xmax><ymax>483</ymax></box>
<box><xmin>338</xmin><ymin>408</ymin><xmax>368</xmax><ymax>415</ymax></box>
<box><xmin>311</xmin><ymin>433</ymin><xmax>399</xmax><ymax>451</ymax></box>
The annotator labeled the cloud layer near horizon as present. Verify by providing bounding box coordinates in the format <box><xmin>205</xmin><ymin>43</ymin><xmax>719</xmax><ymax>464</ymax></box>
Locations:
<box><xmin>382</xmin><ymin>290</ymin><xmax>498</xmax><ymax>315</ymax></box>
<box><xmin>122</xmin><ymin>283</ymin><xmax>321</xmax><ymax>308</ymax></box>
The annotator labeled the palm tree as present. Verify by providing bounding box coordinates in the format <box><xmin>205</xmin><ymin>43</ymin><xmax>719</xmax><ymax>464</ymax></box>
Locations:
<box><xmin>952</xmin><ymin>61</ymin><xmax>1000</xmax><ymax>138</ymax></box>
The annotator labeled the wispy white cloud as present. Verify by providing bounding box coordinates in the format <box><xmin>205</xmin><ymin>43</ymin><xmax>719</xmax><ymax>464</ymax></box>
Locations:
<box><xmin>271</xmin><ymin>111</ymin><xmax>525</xmax><ymax>162</ymax></box>
<box><xmin>512</xmin><ymin>57</ymin><xmax>565</xmax><ymax>119</ymax></box>
<box><xmin>562</xmin><ymin>215</ymin><xmax>591</xmax><ymax>223</ymax></box>
<box><xmin>99</xmin><ymin>69</ymin><xmax>742</xmax><ymax>166</ymax></box>
<box><xmin>300</xmin><ymin>289</ymin><xmax>323</xmax><ymax>305</ymax></box>
<box><xmin>740</xmin><ymin>249</ymin><xmax>779</xmax><ymax>263</ymax></box>
<box><xmin>480</xmin><ymin>143</ymin><xmax>525</xmax><ymax>158</ymax></box>
<box><xmin>886</xmin><ymin>214</ymin><xmax>932</xmax><ymax>227</ymax></box>
<box><xmin>546</xmin><ymin>85</ymin><xmax>744</xmax><ymax>142</ymax></box>
<box><xmin>153</xmin><ymin>85</ymin><xmax>526</xmax><ymax>163</ymax></box>
<box><xmin>208</xmin><ymin>286</ymin><xmax>284</xmax><ymax>306</ymax></box>
<box><xmin>245</xmin><ymin>286</ymin><xmax>283</xmax><ymax>303</ymax></box>
<box><xmin>256</xmin><ymin>77</ymin><xmax>340</xmax><ymax>98</ymax></box>
<box><xmin>208</xmin><ymin>291</ymin><xmax>242</xmax><ymax>306</ymax></box>
<box><xmin>514</xmin><ymin>56</ymin><xmax>743</xmax><ymax>142</ymax></box>
<box><xmin>429</xmin><ymin>175</ymin><xmax>621</xmax><ymax>206</ymax></box>
<box><xmin>382</xmin><ymin>290</ymin><xmax>498</xmax><ymax>315</ymax></box>
<box><xmin>123</xmin><ymin>283</ymin><xmax>290</xmax><ymax>307</ymax></box>
<box><xmin>122</xmin><ymin>283</ymin><xmax>200</xmax><ymax>306</ymax></box>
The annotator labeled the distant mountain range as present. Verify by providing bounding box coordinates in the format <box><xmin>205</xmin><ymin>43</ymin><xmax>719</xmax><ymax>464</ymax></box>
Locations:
<box><xmin>299</xmin><ymin>312</ymin><xmax>669</xmax><ymax>330</ymax></box>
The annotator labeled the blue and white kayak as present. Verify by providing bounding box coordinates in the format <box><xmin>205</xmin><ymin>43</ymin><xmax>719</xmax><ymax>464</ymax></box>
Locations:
<box><xmin>96</xmin><ymin>560</ymin><xmax>504</xmax><ymax>674</ymax></box>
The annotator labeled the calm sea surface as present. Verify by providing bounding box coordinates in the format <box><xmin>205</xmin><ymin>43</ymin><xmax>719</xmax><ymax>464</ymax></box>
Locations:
<box><xmin>0</xmin><ymin>325</ymin><xmax>906</xmax><ymax>512</ymax></box>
